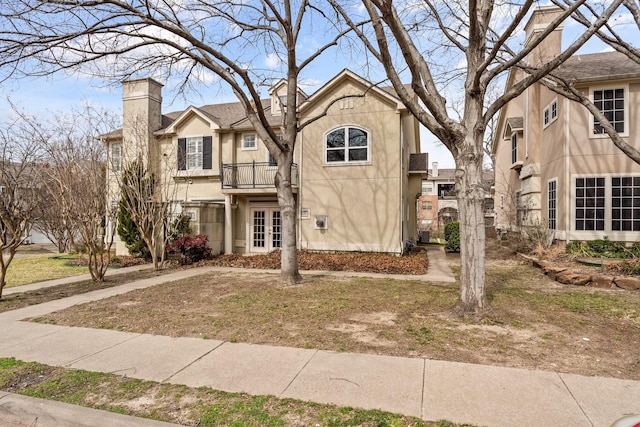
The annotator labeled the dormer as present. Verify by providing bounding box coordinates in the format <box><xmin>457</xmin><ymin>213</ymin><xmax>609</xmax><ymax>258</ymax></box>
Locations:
<box><xmin>268</xmin><ymin>79</ymin><xmax>308</xmax><ymax>116</ymax></box>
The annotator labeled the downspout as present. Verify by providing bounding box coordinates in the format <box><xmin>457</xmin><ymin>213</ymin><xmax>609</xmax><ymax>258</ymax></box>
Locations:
<box><xmin>298</xmin><ymin>128</ymin><xmax>303</xmax><ymax>250</ymax></box>
<box><xmin>399</xmin><ymin>110</ymin><xmax>404</xmax><ymax>254</ymax></box>
<box><xmin>564</xmin><ymin>97</ymin><xmax>571</xmax><ymax>243</ymax></box>
<box><xmin>520</xmin><ymin>86</ymin><xmax>531</xmax><ymax>160</ymax></box>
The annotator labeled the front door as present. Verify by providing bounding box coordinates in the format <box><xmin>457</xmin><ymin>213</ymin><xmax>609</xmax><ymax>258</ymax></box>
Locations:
<box><xmin>250</xmin><ymin>208</ymin><xmax>282</xmax><ymax>252</ymax></box>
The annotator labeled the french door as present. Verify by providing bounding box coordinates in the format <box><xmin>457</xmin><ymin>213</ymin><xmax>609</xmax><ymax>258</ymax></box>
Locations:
<box><xmin>250</xmin><ymin>208</ymin><xmax>282</xmax><ymax>252</ymax></box>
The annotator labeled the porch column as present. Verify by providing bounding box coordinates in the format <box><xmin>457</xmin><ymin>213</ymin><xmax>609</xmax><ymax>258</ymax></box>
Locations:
<box><xmin>224</xmin><ymin>194</ymin><xmax>233</xmax><ymax>254</ymax></box>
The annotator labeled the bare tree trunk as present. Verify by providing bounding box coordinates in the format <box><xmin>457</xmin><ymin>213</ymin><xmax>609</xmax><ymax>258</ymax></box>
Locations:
<box><xmin>455</xmin><ymin>136</ymin><xmax>487</xmax><ymax>316</ymax></box>
<box><xmin>0</xmin><ymin>249</ymin><xmax>16</xmax><ymax>300</ymax></box>
<box><xmin>276</xmin><ymin>153</ymin><xmax>301</xmax><ymax>285</ymax></box>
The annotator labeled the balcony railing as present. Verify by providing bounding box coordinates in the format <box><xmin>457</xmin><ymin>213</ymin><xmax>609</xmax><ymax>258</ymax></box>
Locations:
<box><xmin>222</xmin><ymin>161</ymin><xmax>298</xmax><ymax>189</ymax></box>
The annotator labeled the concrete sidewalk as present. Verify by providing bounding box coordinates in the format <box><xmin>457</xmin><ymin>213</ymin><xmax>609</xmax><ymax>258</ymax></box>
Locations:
<box><xmin>1</xmin><ymin>253</ymin><xmax>638</xmax><ymax>426</ymax></box>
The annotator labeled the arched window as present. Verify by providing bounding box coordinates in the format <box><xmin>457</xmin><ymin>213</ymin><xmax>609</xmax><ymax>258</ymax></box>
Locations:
<box><xmin>325</xmin><ymin>126</ymin><xmax>369</xmax><ymax>164</ymax></box>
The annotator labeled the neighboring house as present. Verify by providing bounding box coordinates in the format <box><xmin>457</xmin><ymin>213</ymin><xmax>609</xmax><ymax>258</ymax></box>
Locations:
<box><xmin>416</xmin><ymin>162</ymin><xmax>494</xmax><ymax>235</ymax></box>
<box><xmin>493</xmin><ymin>6</ymin><xmax>640</xmax><ymax>243</ymax></box>
<box><xmin>104</xmin><ymin>69</ymin><xmax>427</xmax><ymax>256</ymax></box>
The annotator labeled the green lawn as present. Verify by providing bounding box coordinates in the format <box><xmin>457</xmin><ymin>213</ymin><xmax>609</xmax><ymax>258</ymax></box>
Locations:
<box><xmin>4</xmin><ymin>254</ymin><xmax>86</xmax><ymax>288</ymax></box>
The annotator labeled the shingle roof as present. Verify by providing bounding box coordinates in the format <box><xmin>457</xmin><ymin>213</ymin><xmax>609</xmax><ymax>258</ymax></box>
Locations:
<box><xmin>505</xmin><ymin>117</ymin><xmax>523</xmax><ymax>131</ymax></box>
<box><xmin>555</xmin><ymin>51</ymin><xmax>640</xmax><ymax>82</ymax></box>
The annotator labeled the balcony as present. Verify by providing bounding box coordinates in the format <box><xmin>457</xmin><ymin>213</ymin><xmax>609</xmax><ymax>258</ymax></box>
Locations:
<box><xmin>222</xmin><ymin>161</ymin><xmax>298</xmax><ymax>189</ymax></box>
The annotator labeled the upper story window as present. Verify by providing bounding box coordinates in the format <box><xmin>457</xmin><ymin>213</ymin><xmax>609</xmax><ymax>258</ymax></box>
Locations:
<box><xmin>268</xmin><ymin>133</ymin><xmax>283</xmax><ymax>166</ymax></box>
<box><xmin>511</xmin><ymin>133</ymin><xmax>518</xmax><ymax>164</ymax></box>
<box><xmin>422</xmin><ymin>201</ymin><xmax>433</xmax><ymax>210</ymax></box>
<box><xmin>422</xmin><ymin>182</ymin><xmax>433</xmax><ymax>194</ymax></box>
<box><xmin>593</xmin><ymin>88</ymin><xmax>625</xmax><ymax>134</ymax></box>
<box><xmin>243</xmin><ymin>134</ymin><xmax>257</xmax><ymax>150</ymax></box>
<box><xmin>186</xmin><ymin>137</ymin><xmax>203</xmax><ymax>170</ymax></box>
<box><xmin>543</xmin><ymin>99</ymin><xmax>558</xmax><ymax>128</ymax></box>
<box><xmin>325</xmin><ymin>126</ymin><xmax>369</xmax><ymax>164</ymax></box>
<box><xmin>177</xmin><ymin>136</ymin><xmax>212</xmax><ymax>171</ymax></box>
<box><xmin>111</xmin><ymin>142</ymin><xmax>122</xmax><ymax>172</ymax></box>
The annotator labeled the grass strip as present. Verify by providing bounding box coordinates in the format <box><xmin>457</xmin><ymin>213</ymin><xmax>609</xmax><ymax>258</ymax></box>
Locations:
<box><xmin>0</xmin><ymin>357</ymin><xmax>475</xmax><ymax>427</ymax></box>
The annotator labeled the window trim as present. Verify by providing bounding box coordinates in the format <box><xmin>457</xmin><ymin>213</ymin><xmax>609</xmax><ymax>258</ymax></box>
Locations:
<box><xmin>589</xmin><ymin>84</ymin><xmax>629</xmax><ymax>139</ymax></box>
<box><xmin>242</xmin><ymin>133</ymin><xmax>258</xmax><ymax>151</ymax></box>
<box><xmin>511</xmin><ymin>133</ymin><xmax>518</xmax><ymax>165</ymax></box>
<box><xmin>323</xmin><ymin>125</ymin><xmax>371</xmax><ymax>166</ymax></box>
<box><xmin>543</xmin><ymin>98</ymin><xmax>558</xmax><ymax>129</ymax></box>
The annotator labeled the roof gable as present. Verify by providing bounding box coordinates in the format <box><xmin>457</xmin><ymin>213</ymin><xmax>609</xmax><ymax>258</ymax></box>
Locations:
<box><xmin>163</xmin><ymin>106</ymin><xmax>221</xmax><ymax>134</ymax></box>
<box><xmin>299</xmin><ymin>69</ymin><xmax>406</xmax><ymax>114</ymax></box>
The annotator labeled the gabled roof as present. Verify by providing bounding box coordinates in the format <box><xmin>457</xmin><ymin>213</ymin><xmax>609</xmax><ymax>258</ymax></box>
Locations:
<box><xmin>299</xmin><ymin>69</ymin><xmax>406</xmax><ymax>113</ymax></box>
<box><xmin>103</xmin><ymin>69</ymin><xmax>412</xmax><ymax>140</ymax></box>
<box><xmin>503</xmin><ymin>117</ymin><xmax>524</xmax><ymax>139</ymax></box>
<box><xmin>160</xmin><ymin>99</ymin><xmax>279</xmax><ymax>134</ymax></box>
<box><xmin>555</xmin><ymin>51</ymin><xmax>640</xmax><ymax>83</ymax></box>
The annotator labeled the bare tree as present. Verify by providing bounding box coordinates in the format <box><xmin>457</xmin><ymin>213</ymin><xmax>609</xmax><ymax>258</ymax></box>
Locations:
<box><xmin>41</xmin><ymin>107</ymin><xmax>119</xmax><ymax>281</ymax></box>
<box><xmin>13</xmin><ymin>105</ymin><xmax>120</xmax><ymax>282</ymax></box>
<box><xmin>0</xmin><ymin>0</ymin><xmax>356</xmax><ymax>285</ymax></box>
<box><xmin>330</xmin><ymin>0</ymin><xmax>630</xmax><ymax>315</ymax></box>
<box><xmin>0</xmin><ymin>120</ymin><xmax>44</xmax><ymax>298</ymax></box>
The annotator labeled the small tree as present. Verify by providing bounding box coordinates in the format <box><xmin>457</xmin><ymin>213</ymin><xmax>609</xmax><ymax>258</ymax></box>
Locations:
<box><xmin>117</xmin><ymin>197</ymin><xmax>150</xmax><ymax>259</ymax></box>
<box><xmin>0</xmin><ymin>121</ymin><xmax>44</xmax><ymax>298</ymax></box>
<box><xmin>117</xmin><ymin>160</ymin><xmax>168</xmax><ymax>270</ymax></box>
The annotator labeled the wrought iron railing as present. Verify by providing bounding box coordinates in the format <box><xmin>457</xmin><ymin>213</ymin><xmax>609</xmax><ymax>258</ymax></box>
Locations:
<box><xmin>221</xmin><ymin>161</ymin><xmax>298</xmax><ymax>189</ymax></box>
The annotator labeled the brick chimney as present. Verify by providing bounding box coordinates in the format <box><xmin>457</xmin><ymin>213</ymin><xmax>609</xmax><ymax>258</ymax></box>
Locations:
<box><xmin>524</xmin><ymin>6</ymin><xmax>564</xmax><ymax>66</ymax></box>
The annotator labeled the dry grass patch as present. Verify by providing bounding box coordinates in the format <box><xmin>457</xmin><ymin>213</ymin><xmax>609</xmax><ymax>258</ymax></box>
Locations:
<box><xmin>0</xmin><ymin>269</ymin><xmax>174</xmax><ymax>313</ymax></box>
<box><xmin>33</xmin><ymin>261</ymin><xmax>640</xmax><ymax>380</ymax></box>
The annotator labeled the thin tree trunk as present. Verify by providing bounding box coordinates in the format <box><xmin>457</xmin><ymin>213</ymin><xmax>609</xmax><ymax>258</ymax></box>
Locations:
<box><xmin>454</xmin><ymin>143</ymin><xmax>487</xmax><ymax>316</ymax></box>
<box><xmin>276</xmin><ymin>155</ymin><xmax>301</xmax><ymax>285</ymax></box>
<box><xmin>0</xmin><ymin>249</ymin><xmax>16</xmax><ymax>300</ymax></box>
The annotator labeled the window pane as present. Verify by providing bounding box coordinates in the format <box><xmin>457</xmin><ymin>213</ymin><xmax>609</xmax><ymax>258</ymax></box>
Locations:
<box><xmin>349</xmin><ymin>148</ymin><xmax>367</xmax><ymax>161</ymax></box>
<box><xmin>348</xmin><ymin>128</ymin><xmax>368</xmax><ymax>147</ymax></box>
<box><xmin>327</xmin><ymin>150</ymin><xmax>345</xmax><ymax>162</ymax></box>
<box><xmin>326</xmin><ymin>129</ymin><xmax>345</xmax><ymax>148</ymax></box>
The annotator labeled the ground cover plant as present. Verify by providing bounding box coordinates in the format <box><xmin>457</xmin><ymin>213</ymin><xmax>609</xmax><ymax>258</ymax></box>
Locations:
<box><xmin>33</xmin><ymin>258</ymin><xmax>640</xmax><ymax>380</ymax></box>
<box><xmin>0</xmin><ymin>357</ymin><xmax>472</xmax><ymax>427</ymax></box>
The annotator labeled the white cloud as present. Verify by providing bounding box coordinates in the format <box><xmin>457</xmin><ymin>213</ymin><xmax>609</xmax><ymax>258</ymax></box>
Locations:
<box><xmin>265</xmin><ymin>53</ymin><xmax>282</xmax><ymax>70</ymax></box>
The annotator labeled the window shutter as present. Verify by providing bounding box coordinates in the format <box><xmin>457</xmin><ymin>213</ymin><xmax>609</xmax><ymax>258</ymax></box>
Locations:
<box><xmin>177</xmin><ymin>138</ymin><xmax>186</xmax><ymax>170</ymax></box>
<box><xmin>203</xmin><ymin>136</ymin><xmax>212</xmax><ymax>170</ymax></box>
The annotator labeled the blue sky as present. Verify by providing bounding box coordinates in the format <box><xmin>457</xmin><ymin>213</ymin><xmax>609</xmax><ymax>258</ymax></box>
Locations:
<box><xmin>1</xmin><ymin>3</ymin><xmax>636</xmax><ymax>170</ymax></box>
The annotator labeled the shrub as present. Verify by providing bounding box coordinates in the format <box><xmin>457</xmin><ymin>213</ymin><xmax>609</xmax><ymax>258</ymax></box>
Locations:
<box><xmin>168</xmin><ymin>214</ymin><xmax>193</xmax><ymax>242</ymax></box>
<box><xmin>444</xmin><ymin>221</ymin><xmax>460</xmax><ymax>252</ymax></box>
<box><xmin>567</xmin><ymin>240</ymin><xmax>639</xmax><ymax>259</ymax></box>
<box><xmin>166</xmin><ymin>234</ymin><xmax>212</xmax><ymax>265</ymax></box>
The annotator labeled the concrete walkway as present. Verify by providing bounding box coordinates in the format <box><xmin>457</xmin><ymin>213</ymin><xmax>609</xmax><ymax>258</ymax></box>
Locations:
<box><xmin>1</xmin><ymin>250</ymin><xmax>639</xmax><ymax>426</ymax></box>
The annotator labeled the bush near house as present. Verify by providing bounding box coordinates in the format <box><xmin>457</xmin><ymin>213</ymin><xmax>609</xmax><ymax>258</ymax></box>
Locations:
<box><xmin>444</xmin><ymin>221</ymin><xmax>460</xmax><ymax>252</ymax></box>
<box><xmin>166</xmin><ymin>235</ymin><xmax>212</xmax><ymax>265</ymax></box>
<box><xmin>567</xmin><ymin>240</ymin><xmax>640</xmax><ymax>259</ymax></box>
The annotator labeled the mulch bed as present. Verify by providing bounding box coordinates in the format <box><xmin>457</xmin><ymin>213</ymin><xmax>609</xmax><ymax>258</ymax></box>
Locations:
<box><xmin>203</xmin><ymin>249</ymin><xmax>429</xmax><ymax>275</ymax></box>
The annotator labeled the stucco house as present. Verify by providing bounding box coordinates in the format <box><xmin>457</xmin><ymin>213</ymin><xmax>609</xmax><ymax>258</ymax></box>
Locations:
<box><xmin>104</xmin><ymin>69</ymin><xmax>427</xmax><ymax>256</ymax></box>
<box><xmin>493</xmin><ymin>6</ymin><xmax>640</xmax><ymax>244</ymax></box>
